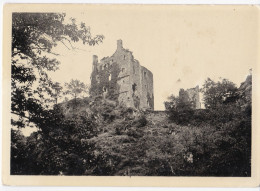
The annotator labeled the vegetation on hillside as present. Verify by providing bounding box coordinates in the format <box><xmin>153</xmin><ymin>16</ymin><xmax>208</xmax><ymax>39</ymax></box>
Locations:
<box><xmin>164</xmin><ymin>76</ymin><xmax>252</xmax><ymax>176</ymax></box>
<box><xmin>11</xmin><ymin>74</ymin><xmax>251</xmax><ymax>176</ymax></box>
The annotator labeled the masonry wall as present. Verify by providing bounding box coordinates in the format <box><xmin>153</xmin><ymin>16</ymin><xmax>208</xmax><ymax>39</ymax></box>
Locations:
<box><xmin>140</xmin><ymin>66</ymin><xmax>154</xmax><ymax>110</ymax></box>
<box><xmin>90</xmin><ymin>55</ymin><xmax>121</xmax><ymax>101</ymax></box>
<box><xmin>179</xmin><ymin>86</ymin><xmax>201</xmax><ymax>109</ymax></box>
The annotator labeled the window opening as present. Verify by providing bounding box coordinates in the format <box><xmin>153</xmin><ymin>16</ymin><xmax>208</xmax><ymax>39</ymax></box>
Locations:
<box><xmin>132</xmin><ymin>83</ymin><xmax>137</xmax><ymax>92</ymax></box>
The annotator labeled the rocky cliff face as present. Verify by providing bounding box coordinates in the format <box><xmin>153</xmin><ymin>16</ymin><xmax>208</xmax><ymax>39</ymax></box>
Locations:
<box><xmin>238</xmin><ymin>74</ymin><xmax>252</xmax><ymax>107</ymax></box>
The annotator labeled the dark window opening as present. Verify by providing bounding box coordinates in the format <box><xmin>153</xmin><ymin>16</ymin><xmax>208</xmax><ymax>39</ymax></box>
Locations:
<box><xmin>124</xmin><ymin>55</ymin><xmax>126</xmax><ymax>60</ymax></box>
<box><xmin>144</xmin><ymin>71</ymin><xmax>147</xmax><ymax>77</ymax></box>
<box><xmin>122</xmin><ymin>68</ymin><xmax>125</xmax><ymax>72</ymax></box>
<box><xmin>132</xmin><ymin>83</ymin><xmax>137</xmax><ymax>92</ymax></box>
<box><xmin>103</xmin><ymin>87</ymin><xmax>107</xmax><ymax>92</ymax></box>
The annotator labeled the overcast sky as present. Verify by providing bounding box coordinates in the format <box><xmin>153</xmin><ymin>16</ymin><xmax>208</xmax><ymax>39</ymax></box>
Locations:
<box><xmin>49</xmin><ymin>5</ymin><xmax>257</xmax><ymax>110</ymax></box>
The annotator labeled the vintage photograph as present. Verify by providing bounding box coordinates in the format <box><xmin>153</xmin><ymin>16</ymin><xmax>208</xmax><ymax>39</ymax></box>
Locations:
<box><xmin>4</xmin><ymin>4</ymin><xmax>258</xmax><ymax>183</ymax></box>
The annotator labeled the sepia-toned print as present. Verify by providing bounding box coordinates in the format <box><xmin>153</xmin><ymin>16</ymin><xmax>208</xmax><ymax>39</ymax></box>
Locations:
<box><xmin>3</xmin><ymin>4</ymin><xmax>260</xmax><ymax>187</ymax></box>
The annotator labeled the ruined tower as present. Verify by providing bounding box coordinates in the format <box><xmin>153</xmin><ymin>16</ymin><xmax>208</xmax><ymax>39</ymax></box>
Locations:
<box><xmin>90</xmin><ymin>40</ymin><xmax>154</xmax><ymax>110</ymax></box>
<box><xmin>179</xmin><ymin>86</ymin><xmax>201</xmax><ymax>109</ymax></box>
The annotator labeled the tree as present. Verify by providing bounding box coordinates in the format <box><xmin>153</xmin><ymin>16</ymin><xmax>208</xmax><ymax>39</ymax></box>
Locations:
<box><xmin>201</xmin><ymin>78</ymin><xmax>238</xmax><ymax>109</ymax></box>
<box><xmin>11</xmin><ymin>13</ymin><xmax>104</xmax><ymax>175</ymax></box>
<box><xmin>53</xmin><ymin>82</ymin><xmax>63</xmax><ymax>104</ymax></box>
<box><xmin>11</xmin><ymin>105</ymin><xmax>99</xmax><ymax>175</ymax></box>
<box><xmin>164</xmin><ymin>94</ymin><xmax>194</xmax><ymax>125</ymax></box>
<box><xmin>64</xmin><ymin>79</ymin><xmax>88</xmax><ymax>103</ymax></box>
<box><xmin>11</xmin><ymin>129</ymin><xmax>27</xmax><ymax>174</ymax></box>
<box><xmin>11</xmin><ymin>13</ymin><xmax>104</xmax><ymax>128</ymax></box>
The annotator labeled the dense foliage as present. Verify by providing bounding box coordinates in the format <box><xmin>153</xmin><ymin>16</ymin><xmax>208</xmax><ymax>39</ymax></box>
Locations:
<box><xmin>164</xmin><ymin>76</ymin><xmax>252</xmax><ymax>176</ymax></box>
<box><xmin>11</xmin><ymin>13</ymin><xmax>104</xmax><ymax>175</ymax></box>
<box><xmin>164</xmin><ymin>94</ymin><xmax>194</xmax><ymax>125</ymax></box>
<box><xmin>11</xmin><ymin>13</ymin><xmax>104</xmax><ymax>129</ymax></box>
<box><xmin>12</xmin><ymin>73</ymin><xmax>251</xmax><ymax>176</ymax></box>
<box><xmin>64</xmin><ymin>79</ymin><xmax>89</xmax><ymax>102</ymax></box>
<box><xmin>201</xmin><ymin>78</ymin><xmax>239</xmax><ymax>109</ymax></box>
<box><xmin>11</xmin><ymin>103</ymin><xmax>99</xmax><ymax>175</ymax></box>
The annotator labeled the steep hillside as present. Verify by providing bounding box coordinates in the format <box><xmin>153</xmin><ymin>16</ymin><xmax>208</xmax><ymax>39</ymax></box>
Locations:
<box><xmin>45</xmin><ymin>74</ymin><xmax>251</xmax><ymax>176</ymax></box>
<box><xmin>11</xmin><ymin>74</ymin><xmax>252</xmax><ymax>176</ymax></box>
<box><xmin>57</xmin><ymin>88</ymin><xmax>250</xmax><ymax>176</ymax></box>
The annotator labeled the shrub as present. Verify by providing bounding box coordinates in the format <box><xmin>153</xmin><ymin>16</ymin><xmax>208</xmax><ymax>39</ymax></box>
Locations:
<box><xmin>165</xmin><ymin>95</ymin><xmax>194</xmax><ymax>125</ymax></box>
<box><xmin>126</xmin><ymin>127</ymin><xmax>144</xmax><ymax>138</ymax></box>
<box><xmin>135</xmin><ymin>115</ymin><xmax>148</xmax><ymax>127</ymax></box>
<box><xmin>115</xmin><ymin>124</ymin><xmax>125</xmax><ymax>135</ymax></box>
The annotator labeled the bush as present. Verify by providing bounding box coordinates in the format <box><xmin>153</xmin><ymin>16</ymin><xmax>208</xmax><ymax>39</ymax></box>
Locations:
<box><xmin>135</xmin><ymin>115</ymin><xmax>148</xmax><ymax>127</ymax></box>
<box><xmin>165</xmin><ymin>95</ymin><xmax>194</xmax><ymax>125</ymax></box>
<box><xmin>126</xmin><ymin>127</ymin><xmax>144</xmax><ymax>138</ymax></box>
<box><xmin>115</xmin><ymin>124</ymin><xmax>125</xmax><ymax>135</ymax></box>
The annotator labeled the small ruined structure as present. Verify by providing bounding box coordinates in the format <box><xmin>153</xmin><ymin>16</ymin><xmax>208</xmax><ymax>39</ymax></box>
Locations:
<box><xmin>179</xmin><ymin>86</ymin><xmax>201</xmax><ymax>109</ymax></box>
<box><xmin>90</xmin><ymin>40</ymin><xmax>154</xmax><ymax>110</ymax></box>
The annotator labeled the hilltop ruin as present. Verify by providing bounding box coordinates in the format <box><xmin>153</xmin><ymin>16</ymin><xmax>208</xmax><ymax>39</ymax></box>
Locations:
<box><xmin>90</xmin><ymin>40</ymin><xmax>154</xmax><ymax>110</ymax></box>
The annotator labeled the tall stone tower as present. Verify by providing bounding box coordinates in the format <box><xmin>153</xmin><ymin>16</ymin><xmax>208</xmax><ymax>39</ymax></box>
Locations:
<box><xmin>90</xmin><ymin>40</ymin><xmax>154</xmax><ymax>110</ymax></box>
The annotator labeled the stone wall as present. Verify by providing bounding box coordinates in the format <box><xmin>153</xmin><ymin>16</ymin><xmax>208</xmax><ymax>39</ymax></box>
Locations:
<box><xmin>140</xmin><ymin>66</ymin><xmax>154</xmax><ymax>110</ymax></box>
<box><xmin>179</xmin><ymin>86</ymin><xmax>201</xmax><ymax>109</ymax></box>
<box><xmin>90</xmin><ymin>40</ymin><xmax>154</xmax><ymax>110</ymax></box>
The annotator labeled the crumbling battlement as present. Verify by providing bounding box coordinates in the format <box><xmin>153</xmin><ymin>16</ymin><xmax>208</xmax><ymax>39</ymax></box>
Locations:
<box><xmin>90</xmin><ymin>40</ymin><xmax>154</xmax><ymax>110</ymax></box>
<box><xmin>179</xmin><ymin>86</ymin><xmax>201</xmax><ymax>109</ymax></box>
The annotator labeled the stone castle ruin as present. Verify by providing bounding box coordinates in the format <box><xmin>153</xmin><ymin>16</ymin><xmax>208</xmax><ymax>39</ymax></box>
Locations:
<box><xmin>179</xmin><ymin>86</ymin><xmax>201</xmax><ymax>109</ymax></box>
<box><xmin>90</xmin><ymin>40</ymin><xmax>154</xmax><ymax>110</ymax></box>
